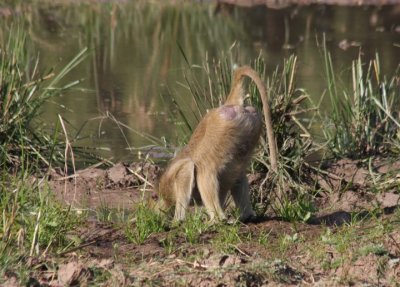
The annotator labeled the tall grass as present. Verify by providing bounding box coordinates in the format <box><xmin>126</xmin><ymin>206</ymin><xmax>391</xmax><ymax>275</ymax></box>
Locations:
<box><xmin>0</xmin><ymin>28</ymin><xmax>88</xmax><ymax>283</ymax></box>
<box><xmin>322</xmin><ymin>42</ymin><xmax>400</xmax><ymax>158</ymax></box>
<box><xmin>0</xmin><ymin>27</ymin><xmax>87</xmax><ymax>170</ymax></box>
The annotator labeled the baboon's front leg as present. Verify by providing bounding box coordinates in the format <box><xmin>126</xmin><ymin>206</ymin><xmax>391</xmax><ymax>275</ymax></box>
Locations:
<box><xmin>231</xmin><ymin>175</ymin><xmax>256</xmax><ymax>222</ymax></box>
<box><xmin>173</xmin><ymin>160</ymin><xmax>195</xmax><ymax>221</ymax></box>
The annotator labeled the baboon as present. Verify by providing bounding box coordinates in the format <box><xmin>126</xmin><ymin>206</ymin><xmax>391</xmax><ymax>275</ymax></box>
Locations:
<box><xmin>158</xmin><ymin>66</ymin><xmax>278</xmax><ymax>222</ymax></box>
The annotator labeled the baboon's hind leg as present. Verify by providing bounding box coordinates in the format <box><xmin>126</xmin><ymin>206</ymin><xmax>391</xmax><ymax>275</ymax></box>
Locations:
<box><xmin>197</xmin><ymin>168</ymin><xmax>226</xmax><ymax>222</ymax></box>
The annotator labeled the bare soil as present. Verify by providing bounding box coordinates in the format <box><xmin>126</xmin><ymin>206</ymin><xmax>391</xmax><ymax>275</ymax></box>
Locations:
<box><xmin>10</xmin><ymin>158</ymin><xmax>400</xmax><ymax>286</ymax></box>
<box><xmin>216</xmin><ymin>0</ymin><xmax>400</xmax><ymax>8</ymax></box>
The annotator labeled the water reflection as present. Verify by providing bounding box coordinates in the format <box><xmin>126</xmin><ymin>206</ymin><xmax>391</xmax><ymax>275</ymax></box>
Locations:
<box><xmin>0</xmin><ymin>1</ymin><xmax>399</xmax><ymax>161</ymax></box>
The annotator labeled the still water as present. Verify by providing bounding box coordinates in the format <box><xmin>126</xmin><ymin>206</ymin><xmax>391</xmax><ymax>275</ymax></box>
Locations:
<box><xmin>1</xmin><ymin>2</ymin><xmax>399</xmax><ymax>161</ymax></box>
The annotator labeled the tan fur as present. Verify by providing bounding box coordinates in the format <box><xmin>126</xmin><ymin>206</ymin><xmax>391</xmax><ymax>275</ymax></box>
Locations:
<box><xmin>225</xmin><ymin>66</ymin><xmax>278</xmax><ymax>171</ymax></box>
<box><xmin>157</xmin><ymin>66</ymin><xmax>277</xmax><ymax>222</ymax></box>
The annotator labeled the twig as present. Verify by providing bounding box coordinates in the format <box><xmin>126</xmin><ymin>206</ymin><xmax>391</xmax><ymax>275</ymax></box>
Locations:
<box><xmin>175</xmin><ymin>258</ymin><xmax>209</xmax><ymax>269</ymax></box>
<box><xmin>291</xmin><ymin>115</ymin><xmax>311</xmax><ymax>137</ymax></box>
<box><xmin>388</xmin><ymin>234</ymin><xmax>400</xmax><ymax>255</ymax></box>
<box><xmin>30</xmin><ymin>210</ymin><xmax>41</xmax><ymax>256</ymax></box>
<box><xmin>126</xmin><ymin>167</ymin><xmax>154</xmax><ymax>188</ymax></box>
<box><xmin>286</xmin><ymin>107</ymin><xmax>318</xmax><ymax>116</ymax></box>
<box><xmin>57</xmin><ymin>240</ymin><xmax>97</xmax><ymax>256</ymax></box>
<box><xmin>59</xmin><ymin>115</ymin><xmax>77</xmax><ymax>198</ymax></box>
<box><xmin>291</xmin><ymin>94</ymin><xmax>308</xmax><ymax>105</ymax></box>
<box><xmin>303</xmin><ymin>162</ymin><xmax>342</xmax><ymax>180</ymax></box>
<box><xmin>230</xmin><ymin>244</ymin><xmax>251</xmax><ymax>257</ymax></box>
<box><xmin>55</xmin><ymin>174</ymin><xmax>79</xmax><ymax>181</ymax></box>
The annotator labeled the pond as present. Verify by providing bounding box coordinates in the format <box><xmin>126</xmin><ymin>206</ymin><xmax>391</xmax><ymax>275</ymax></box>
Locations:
<box><xmin>1</xmin><ymin>1</ymin><xmax>399</xmax><ymax>162</ymax></box>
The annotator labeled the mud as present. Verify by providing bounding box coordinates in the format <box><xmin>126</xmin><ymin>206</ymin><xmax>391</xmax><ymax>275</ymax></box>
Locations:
<box><xmin>22</xmin><ymin>157</ymin><xmax>399</xmax><ymax>286</ymax></box>
<box><xmin>48</xmin><ymin>162</ymin><xmax>161</xmax><ymax>209</ymax></box>
<box><xmin>13</xmin><ymin>215</ymin><xmax>400</xmax><ymax>286</ymax></box>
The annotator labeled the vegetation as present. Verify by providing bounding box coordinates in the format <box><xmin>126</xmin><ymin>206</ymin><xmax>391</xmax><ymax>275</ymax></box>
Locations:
<box><xmin>0</xmin><ymin>28</ymin><xmax>87</xmax><ymax>170</ymax></box>
<box><xmin>125</xmin><ymin>202</ymin><xmax>168</xmax><ymax>244</ymax></box>
<box><xmin>0</xmin><ymin>3</ymin><xmax>399</xmax><ymax>286</ymax></box>
<box><xmin>0</xmin><ymin>29</ymin><xmax>88</xmax><ymax>283</ymax></box>
<box><xmin>0</xmin><ymin>172</ymin><xmax>82</xmax><ymax>263</ymax></box>
<box><xmin>322</xmin><ymin>41</ymin><xmax>400</xmax><ymax>158</ymax></box>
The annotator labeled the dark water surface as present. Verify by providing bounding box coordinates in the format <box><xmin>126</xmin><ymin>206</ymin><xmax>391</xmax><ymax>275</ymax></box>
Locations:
<box><xmin>1</xmin><ymin>2</ymin><xmax>399</xmax><ymax>161</ymax></box>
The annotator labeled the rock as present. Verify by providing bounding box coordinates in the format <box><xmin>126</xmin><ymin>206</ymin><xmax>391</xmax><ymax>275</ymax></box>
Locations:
<box><xmin>376</xmin><ymin>192</ymin><xmax>400</xmax><ymax>208</ymax></box>
<box><xmin>58</xmin><ymin>261</ymin><xmax>91</xmax><ymax>286</ymax></box>
<box><xmin>107</xmin><ymin>163</ymin><xmax>128</xmax><ymax>184</ymax></box>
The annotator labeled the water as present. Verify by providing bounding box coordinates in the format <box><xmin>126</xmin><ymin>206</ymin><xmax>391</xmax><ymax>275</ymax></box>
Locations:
<box><xmin>1</xmin><ymin>2</ymin><xmax>399</xmax><ymax>161</ymax></box>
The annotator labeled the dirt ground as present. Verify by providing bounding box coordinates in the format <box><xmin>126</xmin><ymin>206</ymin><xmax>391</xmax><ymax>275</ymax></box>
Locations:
<box><xmin>7</xmin><ymin>158</ymin><xmax>400</xmax><ymax>286</ymax></box>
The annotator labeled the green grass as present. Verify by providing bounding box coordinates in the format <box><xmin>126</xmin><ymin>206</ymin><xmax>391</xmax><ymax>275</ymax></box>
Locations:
<box><xmin>94</xmin><ymin>204</ymin><xmax>131</xmax><ymax>223</ymax></box>
<box><xmin>0</xmin><ymin>171</ymin><xmax>84</xmax><ymax>282</ymax></box>
<box><xmin>211</xmin><ymin>222</ymin><xmax>242</xmax><ymax>252</ymax></box>
<box><xmin>322</xmin><ymin>39</ymin><xmax>400</xmax><ymax>159</ymax></box>
<box><xmin>0</xmin><ymin>29</ymin><xmax>87</xmax><ymax>220</ymax></box>
<box><xmin>302</xmin><ymin>221</ymin><xmax>383</xmax><ymax>275</ymax></box>
<box><xmin>273</xmin><ymin>192</ymin><xmax>316</xmax><ymax>222</ymax></box>
<box><xmin>0</xmin><ymin>27</ymin><xmax>87</xmax><ymax>170</ymax></box>
<box><xmin>0</xmin><ymin>27</ymin><xmax>90</xmax><ymax>285</ymax></box>
<box><xmin>125</xmin><ymin>202</ymin><xmax>168</xmax><ymax>244</ymax></box>
<box><xmin>179</xmin><ymin>209</ymin><xmax>209</xmax><ymax>244</ymax></box>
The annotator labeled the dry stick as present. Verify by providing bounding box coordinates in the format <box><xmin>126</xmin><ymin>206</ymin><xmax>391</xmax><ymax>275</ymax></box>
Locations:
<box><xmin>287</xmin><ymin>107</ymin><xmax>318</xmax><ymax>116</ymax></box>
<box><xmin>388</xmin><ymin>233</ymin><xmax>400</xmax><ymax>255</ymax></box>
<box><xmin>126</xmin><ymin>167</ymin><xmax>154</xmax><ymax>188</ymax></box>
<box><xmin>291</xmin><ymin>94</ymin><xmax>308</xmax><ymax>105</ymax></box>
<box><xmin>175</xmin><ymin>259</ymin><xmax>209</xmax><ymax>270</ymax></box>
<box><xmin>22</xmin><ymin>73</ymin><xmax>54</xmax><ymax>89</ymax></box>
<box><xmin>30</xmin><ymin>210</ymin><xmax>41</xmax><ymax>256</ymax></box>
<box><xmin>87</xmin><ymin>159</ymin><xmax>114</xmax><ymax>169</ymax></box>
<box><xmin>146</xmin><ymin>260</ymin><xmax>190</xmax><ymax>279</ymax></box>
<box><xmin>302</xmin><ymin>162</ymin><xmax>342</xmax><ymax>180</ymax></box>
<box><xmin>291</xmin><ymin>115</ymin><xmax>311</xmax><ymax>138</ymax></box>
<box><xmin>288</xmin><ymin>56</ymin><xmax>297</xmax><ymax>95</ymax></box>
<box><xmin>55</xmin><ymin>174</ymin><xmax>79</xmax><ymax>181</ymax></box>
<box><xmin>57</xmin><ymin>226</ymin><xmax>116</xmax><ymax>256</ymax></box>
<box><xmin>229</xmin><ymin>244</ymin><xmax>251</xmax><ymax>257</ymax></box>
<box><xmin>57</xmin><ymin>240</ymin><xmax>97</xmax><ymax>256</ymax></box>
<box><xmin>58</xmin><ymin>115</ymin><xmax>77</xmax><ymax>199</ymax></box>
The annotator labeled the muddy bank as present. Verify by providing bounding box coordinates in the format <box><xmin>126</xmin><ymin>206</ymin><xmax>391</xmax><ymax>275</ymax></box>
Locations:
<box><xmin>48</xmin><ymin>162</ymin><xmax>161</xmax><ymax>209</ymax></box>
<box><xmin>11</xmin><ymin>212</ymin><xmax>400</xmax><ymax>286</ymax></box>
<box><xmin>48</xmin><ymin>157</ymin><xmax>400</xmax><ymax>216</ymax></box>
<box><xmin>9</xmin><ymin>157</ymin><xmax>397</xmax><ymax>286</ymax></box>
<box><xmin>216</xmin><ymin>0</ymin><xmax>400</xmax><ymax>7</ymax></box>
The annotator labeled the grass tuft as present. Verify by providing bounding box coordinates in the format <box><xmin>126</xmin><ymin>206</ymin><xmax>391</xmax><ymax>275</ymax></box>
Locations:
<box><xmin>126</xmin><ymin>202</ymin><xmax>168</xmax><ymax>244</ymax></box>
<box><xmin>0</xmin><ymin>171</ymin><xmax>83</xmax><ymax>260</ymax></box>
<box><xmin>0</xmin><ymin>27</ymin><xmax>87</xmax><ymax>170</ymax></box>
<box><xmin>0</xmin><ymin>26</ymin><xmax>90</xmax><ymax>284</ymax></box>
<box><xmin>322</xmin><ymin>41</ymin><xmax>400</xmax><ymax>158</ymax></box>
<box><xmin>180</xmin><ymin>210</ymin><xmax>209</xmax><ymax>244</ymax></box>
